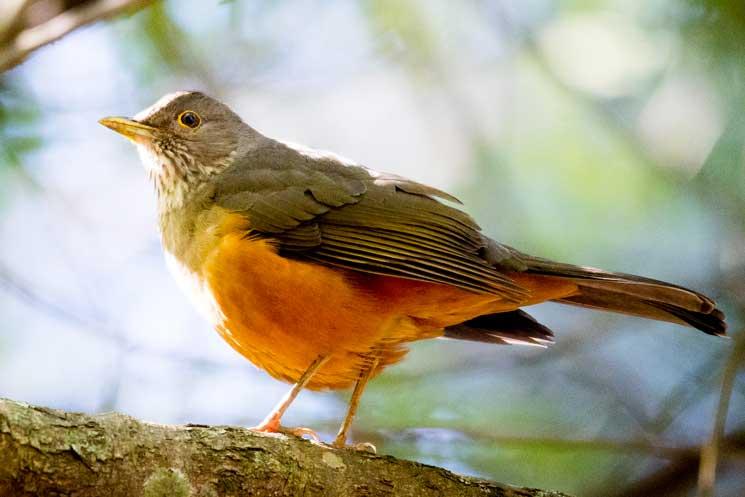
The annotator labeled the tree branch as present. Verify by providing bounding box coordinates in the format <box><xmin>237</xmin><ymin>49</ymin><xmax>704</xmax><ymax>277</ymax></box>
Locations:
<box><xmin>0</xmin><ymin>398</ymin><xmax>573</xmax><ymax>497</ymax></box>
<box><xmin>0</xmin><ymin>0</ymin><xmax>155</xmax><ymax>72</ymax></box>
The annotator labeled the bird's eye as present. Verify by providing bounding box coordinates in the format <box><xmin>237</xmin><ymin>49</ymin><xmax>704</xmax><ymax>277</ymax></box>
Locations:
<box><xmin>177</xmin><ymin>110</ymin><xmax>201</xmax><ymax>129</ymax></box>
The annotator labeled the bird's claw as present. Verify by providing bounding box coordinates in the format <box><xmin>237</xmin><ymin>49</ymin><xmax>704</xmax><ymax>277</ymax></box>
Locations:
<box><xmin>250</xmin><ymin>420</ymin><xmax>320</xmax><ymax>442</ymax></box>
<box><xmin>278</xmin><ymin>425</ymin><xmax>321</xmax><ymax>442</ymax></box>
<box><xmin>350</xmin><ymin>441</ymin><xmax>377</xmax><ymax>454</ymax></box>
<box><xmin>331</xmin><ymin>439</ymin><xmax>377</xmax><ymax>454</ymax></box>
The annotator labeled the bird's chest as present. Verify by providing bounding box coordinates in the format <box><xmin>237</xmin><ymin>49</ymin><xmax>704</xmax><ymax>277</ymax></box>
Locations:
<box><xmin>163</xmin><ymin>249</ymin><xmax>224</xmax><ymax>326</ymax></box>
<box><xmin>159</xmin><ymin>205</ymin><xmax>243</xmax><ymax>325</ymax></box>
<box><xmin>161</xmin><ymin>208</ymin><xmax>401</xmax><ymax>388</ymax></box>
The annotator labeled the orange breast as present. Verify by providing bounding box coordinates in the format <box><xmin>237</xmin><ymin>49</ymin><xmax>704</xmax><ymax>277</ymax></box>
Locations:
<box><xmin>198</xmin><ymin>215</ymin><xmax>578</xmax><ymax>390</ymax></box>
<box><xmin>202</xmin><ymin>231</ymin><xmax>400</xmax><ymax>389</ymax></box>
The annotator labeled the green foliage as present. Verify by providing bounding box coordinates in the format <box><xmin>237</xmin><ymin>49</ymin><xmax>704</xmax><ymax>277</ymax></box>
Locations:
<box><xmin>0</xmin><ymin>77</ymin><xmax>40</xmax><ymax>201</ymax></box>
<box><xmin>680</xmin><ymin>0</ymin><xmax>745</xmax><ymax>56</ymax></box>
<box><xmin>673</xmin><ymin>1</ymin><xmax>745</xmax><ymax>227</ymax></box>
<box><xmin>113</xmin><ymin>2</ymin><xmax>194</xmax><ymax>84</ymax></box>
<box><xmin>695</xmin><ymin>114</ymin><xmax>745</xmax><ymax>228</ymax></box>
<box><xmin>362</xmin><ymin>0</ymin><xmax>438</xmax><ymax>67</ymax></box>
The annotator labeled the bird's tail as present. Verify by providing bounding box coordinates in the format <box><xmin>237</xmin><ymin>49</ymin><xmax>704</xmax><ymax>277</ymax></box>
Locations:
<box><xmin>522</xmin><ymin>256</ymin><xmax>726</xmax><ymax>336</ymax></box>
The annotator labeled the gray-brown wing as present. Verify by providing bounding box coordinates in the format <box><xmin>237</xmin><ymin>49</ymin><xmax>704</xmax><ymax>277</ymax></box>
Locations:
<box><xmin>214</xmin><ymin>140</ymin><xmax>529</xmax><ymax>301</ymax></box>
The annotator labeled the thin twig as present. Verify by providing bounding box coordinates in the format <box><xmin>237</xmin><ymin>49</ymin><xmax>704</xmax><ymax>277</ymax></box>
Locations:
<box><xmin>457</xmin><ymin>430</ymin><xmax>745</xmax><ymax>461</ymax></box>
<box><xmin>0</xmin><ymin>261</ymin><xmax>125</xmax><ymax>345</ymax></box>
<box><xmin>697</xmin><ymin>331</ymin><xmax>745</xmax><ymax>497</ymax></box>
<box><xmin>321</xmin><ymin>422</ymin><xmax>745</xmax><ymax>460</ymax></box>
<box><xmin>599</xmin><ymin>345</ymin><xmax>731</xmax><ymax>488</ymax></box>
<box><xmin>0</xmin><ymin>260</ymin><xmax>245</xmax><ymax>372</ymax></box>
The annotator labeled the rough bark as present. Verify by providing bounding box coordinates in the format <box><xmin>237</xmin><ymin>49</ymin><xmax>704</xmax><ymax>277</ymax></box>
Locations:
<box><xmin>0</xmin><ymin>398</ymin><xmax>573</xmax><ymax>497</ymax></box>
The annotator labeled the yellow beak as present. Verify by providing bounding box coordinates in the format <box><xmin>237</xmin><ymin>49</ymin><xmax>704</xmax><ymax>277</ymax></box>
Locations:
<box><xmin>98</xmin><ymin>116</ymin><xmax>158</xmax><ymax>143</ymax></box>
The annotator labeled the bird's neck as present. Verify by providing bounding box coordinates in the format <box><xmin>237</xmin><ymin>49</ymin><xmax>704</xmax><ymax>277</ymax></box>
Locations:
<box><xmin>136</xmin><ymin>143</ymin><xmax>235</xmax><ymax>213</ymax></box>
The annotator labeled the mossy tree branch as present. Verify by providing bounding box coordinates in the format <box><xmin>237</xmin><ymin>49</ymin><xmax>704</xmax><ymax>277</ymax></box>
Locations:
<box><xmin>0</xmin><ymin>398</ymin><xmax>573</xmax><ymax>497</ymax></box>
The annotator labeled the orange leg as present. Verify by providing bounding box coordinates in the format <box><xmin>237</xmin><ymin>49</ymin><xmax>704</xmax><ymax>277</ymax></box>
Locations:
<box><xmin>333</xmin><ymin>357</ymin><xmax>380</xmax><ymax>449</ymax></box>
<box><xmin>252</xmin><ymin>355</ymin><xmax>329</xmax><ymax>439</ymax></box>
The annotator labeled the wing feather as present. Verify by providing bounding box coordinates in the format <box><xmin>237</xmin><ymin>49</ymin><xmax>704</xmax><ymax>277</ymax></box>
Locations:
<box><xmin>213</xmin><ymin>140</ymin><xmax>529</xmax><ymax>301</ymax></box>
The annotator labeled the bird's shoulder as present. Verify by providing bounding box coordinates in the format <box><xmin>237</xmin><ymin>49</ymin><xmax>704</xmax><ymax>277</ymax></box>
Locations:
<box><xmin>212</xmin><ymin>138</ymin><xmax>473</xmax><ymax>231</ymax></box>
<box><xmin>210</xmin><ymin>139</ymin><xmax>529</xmax><ymax>283</ymax></box>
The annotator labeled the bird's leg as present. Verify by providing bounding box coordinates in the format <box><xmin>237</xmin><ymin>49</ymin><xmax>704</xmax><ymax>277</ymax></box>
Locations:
<box><xmin>333</xmin><ymin>356</ymin><xmax>380</xmax><ymax>450</ymax></box>
<box><xmin>251</xmin><ymin>355</ymin><xmax>329</xmax><ymax>440</ymax></box>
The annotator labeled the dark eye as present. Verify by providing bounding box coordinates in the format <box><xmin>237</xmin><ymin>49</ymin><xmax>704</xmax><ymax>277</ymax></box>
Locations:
<box><xmin>178</xmin><ymin>110</ymin><xmax>201</xmax><ymax>129</ymax></box>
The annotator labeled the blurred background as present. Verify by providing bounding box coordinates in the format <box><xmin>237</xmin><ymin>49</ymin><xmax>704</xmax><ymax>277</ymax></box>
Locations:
<box><xmin>1</xmin><ymin>1</ymin><xmax>744</xmax><ymax>495</ymax></box>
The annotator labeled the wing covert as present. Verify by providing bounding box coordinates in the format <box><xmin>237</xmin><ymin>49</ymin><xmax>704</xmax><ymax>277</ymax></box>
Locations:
<box><xmin>213</xmin><ymin>140</ymin><xmax>529</xmax><ymax>301</ymax></box>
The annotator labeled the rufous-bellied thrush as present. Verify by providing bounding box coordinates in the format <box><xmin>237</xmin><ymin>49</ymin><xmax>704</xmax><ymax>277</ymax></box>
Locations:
<box><xmin>100</xmin><ymin>91</ymin><xmax>726</xmax><ymax>448</ymax></box>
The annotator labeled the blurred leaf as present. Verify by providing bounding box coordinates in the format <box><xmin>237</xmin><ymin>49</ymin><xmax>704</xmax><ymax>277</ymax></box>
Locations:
<box><xmin>679</xmin><ymin>0</ymin><xmax>745</xmax><ymax>56</ymax></box>
<box><xmin>114</xmin><ymin>2</ymin><xmax>194</xmax><ymax>83</ymax></box>
<box><xmin>461</xmin><ymin>443</ymin><xmax>624</xmax><ymax>496</ymax></box>
<box><xmin>695</xmin><ymin>112</ymin><xmax>745</xmax><ymax>227</ymax></box>
<box><xmin>674</xmin><ymin>2</ymin><xmax>745</xmax><ymax>225</ymax></box>
<box><xmin>362</xmin><ymin>0</ymin><xmax>437</xmax><ymax>68</ymax></box>
<box><xmin>673</xmin><ymin>1</ymin><xmax>745</xmax><ymax>101</ymax></box>
<box><xmin>0</xmin><ymin>77</ymin><xmax>40</xmax><ymax>200</ymax></box>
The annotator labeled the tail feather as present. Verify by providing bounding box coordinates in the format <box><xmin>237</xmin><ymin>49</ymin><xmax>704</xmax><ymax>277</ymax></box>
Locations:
<box><xmin>648</xmin><ymin>301</ymin><xmax>726</xmax><ymax>336</ymax></box>
<box><xmin>522</xmin><ymin>257</ymin><xmax>726</xmax><ymax>336</ymax></box>
<box><xmin>555</xmin><ymin>289</ymin><xmax>726</xmax><ymax>336</ymax></box>
<box><xmin>524</xmin><ymin>257</ymin><xmax>715</xmax><ymax>313</ymax></box>
<box><xmin>444</xmin><ymin>309</ymin><xmax>555</xmax><ymax>347</ymax></box>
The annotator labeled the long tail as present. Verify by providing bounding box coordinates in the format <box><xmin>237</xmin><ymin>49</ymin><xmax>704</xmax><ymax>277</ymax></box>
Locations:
<box><xmin>523</xmin><ymin>256</ymin><xmax>726</xmax><ymax>336</ymax></box>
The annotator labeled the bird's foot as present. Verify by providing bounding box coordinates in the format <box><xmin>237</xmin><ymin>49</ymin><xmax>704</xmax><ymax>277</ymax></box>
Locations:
<box><xmin>250</xmin><ymin>419</ymin><xmax>320</xmax><ymax>442</ymax></box>
<box><xmin>279</xmin><ymin>425</ymin><xmax>321</xmax><ymax>441</ymax></box>
<box><xmin>331</xmin><ymin>438</ymin><xmax>377</xmax><ymax>454</ymax></box>
<box><xmin>350</xmin><ymin>441</ymin><xmax>377</xmax><ymax>454</ymax></box>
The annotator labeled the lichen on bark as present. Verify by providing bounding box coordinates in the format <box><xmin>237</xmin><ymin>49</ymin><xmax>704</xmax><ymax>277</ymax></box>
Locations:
<box><xmin>0</xmin><ymin>398</ymin><xmax>574</xmax><ymax>497</ymax></box>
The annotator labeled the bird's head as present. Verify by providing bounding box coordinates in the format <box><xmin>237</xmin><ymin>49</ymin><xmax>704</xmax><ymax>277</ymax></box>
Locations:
<box><xmin>100</xmin><ymin>91</ymin><xmax>260</xmax><ymax>207</ymax></box>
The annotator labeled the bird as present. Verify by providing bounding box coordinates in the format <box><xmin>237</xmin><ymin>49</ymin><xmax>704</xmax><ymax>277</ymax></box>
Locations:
<box><xmin>99</xmin><ymin>91</ymin><xmax>726</xmax><ymax>449</ymax></box>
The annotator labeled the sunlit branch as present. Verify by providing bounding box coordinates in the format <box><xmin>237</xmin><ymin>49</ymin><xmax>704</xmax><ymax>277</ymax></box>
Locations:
<box><xmin>0</xmin><ymin>398</ymin><xmax>575</xmax><ymax>497</ymax></box>
<box><xmin>0</xmin><ymin>0</ymin><xmax>155</xmax><ymax>72</ymax></box>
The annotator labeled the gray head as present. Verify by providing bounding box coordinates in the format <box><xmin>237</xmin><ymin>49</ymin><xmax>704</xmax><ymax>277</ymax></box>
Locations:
<box><xmin>100</xmin><ymin>91</ymin><xmax>263</xmax><ymax>207</ymax></box>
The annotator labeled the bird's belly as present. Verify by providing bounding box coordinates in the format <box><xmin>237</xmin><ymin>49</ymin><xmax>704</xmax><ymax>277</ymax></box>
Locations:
<box><xmin>165</xmin><ymin>213</ymin><xmax>574</xmax><ymax>391</ymax></box>
<box><xmin>199</xmin><ymin>232</ymin><xmax>430</xmax><ymax>390</ymax></box>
